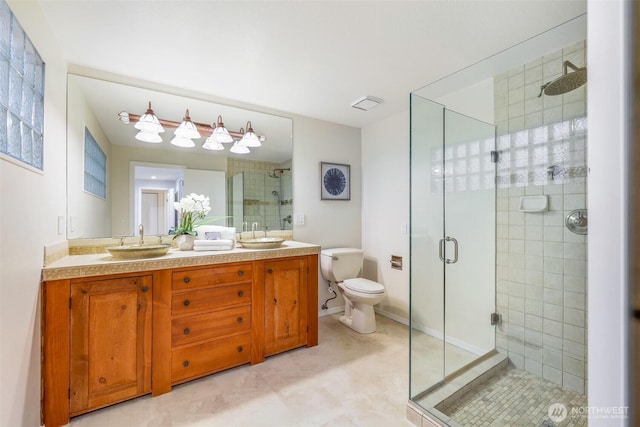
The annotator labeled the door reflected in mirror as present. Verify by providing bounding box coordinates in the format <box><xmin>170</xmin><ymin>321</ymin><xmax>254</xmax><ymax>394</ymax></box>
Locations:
<box><xmin>67</xmin><ymin>74</ymin><xmax>293</xmax><ymax>239</ymax></box>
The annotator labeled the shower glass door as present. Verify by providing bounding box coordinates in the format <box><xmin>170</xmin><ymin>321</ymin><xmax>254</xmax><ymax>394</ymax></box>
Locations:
<box><xmin>410</xmin><ymin>94</ymin><xmax>496</xmax><ymax>405</ymax></box>
<box><xmin>442</xmin><ymin>108</ymin><xmax>496</xmax><ymax>376</ymax></box>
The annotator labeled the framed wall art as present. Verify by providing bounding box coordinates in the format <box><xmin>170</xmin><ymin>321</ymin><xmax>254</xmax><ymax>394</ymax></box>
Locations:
<box><xmin>321</xmin><ymin>162</ymin><xmax>350</xmax><ymax>200</ymax></box>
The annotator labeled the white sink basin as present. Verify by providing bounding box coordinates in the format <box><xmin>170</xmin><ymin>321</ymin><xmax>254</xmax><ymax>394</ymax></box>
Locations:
<box><xmin>106</xmin><ymin>244</ymin><xmax>171</xmax><ymax>259</ymax></box>
<box><xmin>237</xmin><ymin>237</ymin><xmax>285</xmax><ymax>249</ymax></box>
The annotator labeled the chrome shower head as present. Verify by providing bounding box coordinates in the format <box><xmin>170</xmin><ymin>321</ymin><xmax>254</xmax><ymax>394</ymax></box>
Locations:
<box><xmin>538</xmin><ymin>61</ymin><xmax>587</xmax><ymax>97</ymax></box>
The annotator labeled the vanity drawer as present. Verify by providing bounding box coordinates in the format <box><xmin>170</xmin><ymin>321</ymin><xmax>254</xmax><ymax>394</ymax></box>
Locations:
<box><xmin>171</xmin><ymin>305</ymin><xmax>251</xmax><ymax>347</ymax></box>
<box><xmin>171</xmin><ymin>333</ymin><xmax>251</xmax><ymax>383</ymax></box>
<box><xmin>172</xmin><ymin>283</ymin><xmax>251</xmax><ymax>316</ymax></box>
<box><xmin>172</xmin><ymin>263</ymin><xmax>252</xmax><ymax>291</ymax></box>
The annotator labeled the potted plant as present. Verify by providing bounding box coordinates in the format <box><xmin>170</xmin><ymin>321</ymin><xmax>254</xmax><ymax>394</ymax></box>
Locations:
<box><xmin>173</xmin><ymin>193</ymin><xmax>220</xmax><ymax>250</ymax></box>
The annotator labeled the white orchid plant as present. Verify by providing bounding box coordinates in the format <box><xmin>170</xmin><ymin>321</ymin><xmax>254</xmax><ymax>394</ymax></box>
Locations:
<box><xmin>173</xmin><ymin>193</ymin><xmax>219</xmax><ymax>237</ymax></box>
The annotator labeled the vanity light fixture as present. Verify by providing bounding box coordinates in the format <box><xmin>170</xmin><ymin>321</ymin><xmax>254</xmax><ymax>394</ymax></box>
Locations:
<box><xmin>230</xmin><ymin>141</ymin><xmax>250</xmax><ymax>154</ymax></box>
<box><xmin>174</xmin><ymin>109</ymin><xmax>201</xmax><ymax>139</ymax></box>
<box><xmin>230</xmin><ymin>128</ymin><xmax>251</xmax><ymax>154</ymax></box>
<box><xmin>210</xmin><ymin>115</ymin><xmax>234</xmax><ymax>143</ymax></box>
<box><xmin>135</xmin><ymin>130</ymin><xmax>163</xmax><ymax>143</ymax></box>
<box><xmin>240</xmin><ymin>121</ymin><xmax>261</xmax><ymax>147</ymax></box>
<box><xmin>202</xmin><ymin>139</ymin><xmax>225</xmax><ymax>151</ymax></box>
<box><xmin>170</xmin><ymin>136</ymin><xmax>196</xmax><ymax>148</ymax></box>
<box><xmin>134</xmin><ymin>102</ymin><xmax>164</xmax><ymax>133</ymax></box>
<box><xmin>118</xmin><ymin>107</ymin><xmax>267</xmax><ymax>155</ymax></box>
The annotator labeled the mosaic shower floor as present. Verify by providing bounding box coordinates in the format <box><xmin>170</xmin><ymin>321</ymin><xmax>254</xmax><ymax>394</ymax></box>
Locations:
<box><xmin>436</xmin><ymin>366</ymin><xmax>588</xmax><ymax>427</ymax></box>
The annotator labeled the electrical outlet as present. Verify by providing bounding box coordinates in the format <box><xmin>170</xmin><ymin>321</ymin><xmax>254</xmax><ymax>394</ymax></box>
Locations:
<box><xmin>294</xmin><ymin>213</ymin><xmax>305</xmax><ymax>225</ymax></box>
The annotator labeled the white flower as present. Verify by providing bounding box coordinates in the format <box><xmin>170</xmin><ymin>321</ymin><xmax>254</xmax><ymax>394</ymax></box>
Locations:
<box><xmin>174</xmin><ymin>193</ymin><xmax>211</xmax><ymax>216</ymax></box>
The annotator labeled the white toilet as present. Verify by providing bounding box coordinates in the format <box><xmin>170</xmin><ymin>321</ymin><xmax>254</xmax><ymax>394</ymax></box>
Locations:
<box><xmin>320</xmin><ymin>248</ymin><xmax>386</xmax><ymax>334</ymax></box>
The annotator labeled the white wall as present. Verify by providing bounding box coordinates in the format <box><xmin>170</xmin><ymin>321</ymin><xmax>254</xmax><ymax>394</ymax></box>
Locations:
<box><xmin>362</xmin><ymin>110</ymin><xmax>410</xmax><ymax>320</ymax></box>
<box><xmin>291</xmin><ymin>115</ymin><xmax>362</xmax><ymax>313</ymax></box>
<box><xmin>587</xmin><ymin>0</ymin><xmax>630</xmax><ymax>422</ymax></box>
<box><xmin>0</xmin><ymin>2</ymin><xmax>67</xmax><ymax>426</ymax></box>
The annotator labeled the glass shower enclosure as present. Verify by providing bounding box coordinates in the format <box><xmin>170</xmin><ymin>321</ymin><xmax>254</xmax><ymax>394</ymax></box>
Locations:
<box><xmin>410</xmin><ymin>94</ymin><xmax>497</xmax><ymax>406</ymax></box>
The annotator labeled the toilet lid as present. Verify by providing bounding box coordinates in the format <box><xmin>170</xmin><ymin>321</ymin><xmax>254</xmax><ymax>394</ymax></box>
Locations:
<box><xmin>343</xmin><ymin>278</ymin><xmax>384</xmax><ymax>294</ymax></box>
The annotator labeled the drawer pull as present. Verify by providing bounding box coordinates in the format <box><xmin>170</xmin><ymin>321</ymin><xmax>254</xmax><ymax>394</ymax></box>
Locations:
<box><xmin>183</xmin><ymin>328</ymin><xmax>190</xmax><ymax>335</ymax></box>
<box><xmin>183</xmin><ymin>361</ymin><xmax>189</xmax><ymax>367</ymax></box>
<box><xmin>238</xmin><ymin>270</ymin><xmax>244</xmax><ymax>277</ymax></box>
<box><xmin>99</xmin><ymin>377</ymin><xmax>107</xmax><ymax>384</ymax></box>
<box><xmin>183</xmin><ymin>277</ymin><xmax>190</xmax><ymax>283</ymax></box>
<box><xmin>238</xmin><ymin>291</ymin><xmax>244</xmax><ymax>297</ymax></box>
<box><xmin>141</xmin><ymin>286</ymin><xmax>149</xmax><ymax>292</ymax></box>
<box><xmin>267</xmin><ymin>269</ymin><xmax>273</xmax><ymax>274</ymax></box>
<box><xmin>237</xmin><ymin>346</ymin><xmax>243</xmax><ymax>353</ymax></box>
<box><xmin>237</xmin><ymin>317</ymin><xmax>243</xmax><ymax>324</ymax></box>
<box><xmin>183</xmin><ymin>300</ymin><xmax>190</xmax><ymax>307</ymax></box>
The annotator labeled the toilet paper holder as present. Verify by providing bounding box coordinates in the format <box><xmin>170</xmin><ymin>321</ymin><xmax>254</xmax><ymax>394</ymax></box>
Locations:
<box><xmin>390</xmin><ymin>255</ymin><xmax>403</xmax><ymax>270</ymax></box>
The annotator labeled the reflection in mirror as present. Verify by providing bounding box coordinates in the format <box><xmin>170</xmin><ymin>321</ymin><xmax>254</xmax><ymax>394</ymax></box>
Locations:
<box><xmin>67</xmin><ymin>74</ymin><xmax>293</xmax><ymax>239</ymax></box>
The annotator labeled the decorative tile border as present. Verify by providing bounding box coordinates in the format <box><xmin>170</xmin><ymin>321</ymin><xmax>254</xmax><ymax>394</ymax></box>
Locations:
<box><xmin>42</xmin><ymin>241</ymin><xmax>318</xmax><ymax>281</ymax></box>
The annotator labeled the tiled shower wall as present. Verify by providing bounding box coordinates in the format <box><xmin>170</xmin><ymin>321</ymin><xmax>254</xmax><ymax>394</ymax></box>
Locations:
<box><xmin>494</xmin><ymin>41</ymin><xmax>587</xmax><ymax>393</ymax></box>
<box><xmin>227</xmin><ymin>158</ymin><xmax>293</xmax><ymax>230</ymax></box>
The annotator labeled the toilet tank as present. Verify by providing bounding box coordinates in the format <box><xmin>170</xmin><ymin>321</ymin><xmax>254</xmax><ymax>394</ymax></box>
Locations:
<box><xmin>320</xmin><ymin>248</ymin><xmax>364</xmax><ymax>282</ymax></box>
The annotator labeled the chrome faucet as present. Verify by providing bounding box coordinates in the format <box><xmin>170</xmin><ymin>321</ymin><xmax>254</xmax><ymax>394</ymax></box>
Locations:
<box><xmin>252</xmin><ymin>222</ymin><xmax>258</xmax><ymax>239</ymax></box>
<box><xmin>139</xmin><ymin>224</ymin><xmax>144</xmax><ymax>245</ymax></box>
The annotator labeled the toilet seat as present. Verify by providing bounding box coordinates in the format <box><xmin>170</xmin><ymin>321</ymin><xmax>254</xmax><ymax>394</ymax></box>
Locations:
<box><xmin>343</xmin><ymin>278</ymin><xmax>384</xmax><ymax>294</ymax></box>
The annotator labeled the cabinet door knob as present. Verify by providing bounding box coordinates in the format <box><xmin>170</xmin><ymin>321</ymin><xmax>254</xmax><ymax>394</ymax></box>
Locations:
<box><xmin>237</xmin><ymin>346</ymin><xmax>243</xmax><ymax>353</ymax></box>
<box><xmin>141</xmin><ymin>286</ymin><xmax>149</xmax><ymax>292</ymax></box>
<box><xmin>237</xmin><ymin>317</ymin><xmax>243</xmax><ymax>324</ymax></box>
<box><xmin>183</xmin><ymin>361</ymin><xmax>189</xmax><ymax>367</ymax></box>
<box><xmin>237</xmin><ymin>270</ymin><xmax>244</xmax><ymax>277</ymax></box>
<box><xmin>237</xmin><ymin>291</ymin><xmax>244</xmax><ymax>297</ymax></box>
<box><xmin>183</xmin><ymin>300</ymin><xmax>190</xmax><ymax>307</ymax></box>
<box><xmin>267</xmin><ymin>269</ymin><xmax>273</xmax><ymax>274</ymax></box>
<box><xmin>183</xmin><ymin>328</ymin><xmax>190</xmax><ymax>335</ymax></box>
<box><xmin>183</xmin><ymin>277</ymin><xmax>190</xmax><ymax>283</ymax></box>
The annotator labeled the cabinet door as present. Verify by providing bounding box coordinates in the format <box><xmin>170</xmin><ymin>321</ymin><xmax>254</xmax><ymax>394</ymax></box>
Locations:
<box><xmin>264</xmin><ymin>257</ymin><xmax>308</xmax><ymax>356</ymax></box>
<box><xmin>70</xmin><ymin>275</ymin><xmax>152</xmax><ymax>415</ymax></box>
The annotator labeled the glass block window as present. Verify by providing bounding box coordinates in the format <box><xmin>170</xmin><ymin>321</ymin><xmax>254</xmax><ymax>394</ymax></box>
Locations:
<box><xmin>0</xmin><ymin>0</ymin><xmax>45</xmax><ymax>170</ymax></box>
<box><xmin>84</xmin><ymin>128</ymin><xmax>106</xmax><ymax>199</ymax></box>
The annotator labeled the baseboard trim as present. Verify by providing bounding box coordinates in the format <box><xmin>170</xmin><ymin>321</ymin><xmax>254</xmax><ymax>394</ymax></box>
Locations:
<box><xmin>374</xmin><ymin>308</ymin><xmax>487</xmax><ymax>356</ymax></box>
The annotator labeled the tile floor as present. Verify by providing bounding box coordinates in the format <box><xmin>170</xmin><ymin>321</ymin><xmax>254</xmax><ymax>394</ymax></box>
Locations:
<box><xmin>70</xmin><ymin>314</ymin><xmax>415</xmax><ymax>427</ymax></box>
<box><xmin>436</xmin><ymin>365</ymin><xmax>588</xmax><ymax>427</ymax></box>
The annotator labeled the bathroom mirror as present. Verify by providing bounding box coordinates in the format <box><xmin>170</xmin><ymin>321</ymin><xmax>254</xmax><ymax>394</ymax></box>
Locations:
<box><xmin>67</xmin><ymin>74</ymin><xmax>294</xmax><ymax>239</ymax></box>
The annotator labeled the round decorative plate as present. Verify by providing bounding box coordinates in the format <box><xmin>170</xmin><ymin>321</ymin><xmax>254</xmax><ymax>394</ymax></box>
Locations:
<box><xmin>323</xmin><ymin>168</ymin><xmax>346</xmax><ymax>196</ymax></box>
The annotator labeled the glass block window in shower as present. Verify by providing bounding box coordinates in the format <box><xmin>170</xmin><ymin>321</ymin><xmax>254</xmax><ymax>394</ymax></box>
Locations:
<box><xmin>83</xmin><ymin>127</ymin><xmax>106</xmax><ymax>199</ymax></box>
<box><xmin>0</xmin><ymin>0</ymin><xmax>45</xmax><ymax>170</ymax></box>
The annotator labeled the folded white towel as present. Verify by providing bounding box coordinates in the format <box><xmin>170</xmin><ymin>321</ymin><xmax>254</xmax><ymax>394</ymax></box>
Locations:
<box><xmin>195</xmin><ymin>226</ymin><xmax>236</xmax><ymax>241</ymax></box>
<box><xmin>193</xmin><ymin>239</ymin><xmax>234</xmax><ymax>246</ymax></box>
<box><xmin>193</xmin><ymin>244</ymin><xmax>234</xmax><ymax>251</ymax></box>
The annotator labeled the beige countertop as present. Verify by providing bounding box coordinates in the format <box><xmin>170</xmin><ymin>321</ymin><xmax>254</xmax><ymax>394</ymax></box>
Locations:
<box><xmin>42</xmin><ymin>240</ymin><xmax>320</xmax><ymax>281</ymax></box>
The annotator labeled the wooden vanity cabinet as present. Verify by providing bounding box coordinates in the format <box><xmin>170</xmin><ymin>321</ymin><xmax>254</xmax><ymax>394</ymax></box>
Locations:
<box><xmin>264</xmin><ymin>257</ymin><xmax>309</xmax><ymax>356</ymax></box>
<box><xmin>69</xmin><ymin>274</ymin><xmax>152</xmax><ymax>415</ymax></box>
<box><xmin>169</xmin><ymin>262</ymin><xmax>253</xmax><ymax>384</ymax></box>
<box><xmin>42</xmin><ymin>253</ymin><xmax>318</xmax><ymax>427</ymax></box>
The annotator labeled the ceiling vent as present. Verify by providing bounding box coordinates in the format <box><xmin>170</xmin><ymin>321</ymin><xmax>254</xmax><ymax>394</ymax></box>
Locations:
<box><xmin>351</xmin><ymin>96</ymin><xmax>383</xmax><ymax>111</ymax></box>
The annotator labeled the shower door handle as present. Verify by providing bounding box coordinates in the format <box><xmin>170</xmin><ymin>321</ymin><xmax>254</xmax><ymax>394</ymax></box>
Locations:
<box><xmin>438</xmin><ymin>239</ymin><xmax>445</xmax><ymax>262</ymax></box>
<box><xmin>445</xmin><ymin>236</ymin><xmax>458</xmax><ymax>264</ymax></box>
